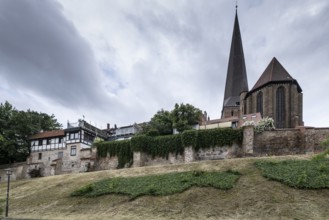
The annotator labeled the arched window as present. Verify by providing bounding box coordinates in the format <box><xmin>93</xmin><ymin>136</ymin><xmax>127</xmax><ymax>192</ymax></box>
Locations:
<box><xmin>257</xmin><ymin>91</ymin><xmax>263</xmax><ymax>116</ymax></box>
<box><xmin>276</xmin><ymin>86</ymin><xmax>285</xmax><ymax>128</ymax></box>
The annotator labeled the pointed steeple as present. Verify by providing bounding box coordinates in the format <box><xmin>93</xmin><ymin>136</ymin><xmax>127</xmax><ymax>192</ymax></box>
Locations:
<box><xmin>222</xmin><ymin>10</ymin><xmax>248</xmax><ymax>110</ymax></box>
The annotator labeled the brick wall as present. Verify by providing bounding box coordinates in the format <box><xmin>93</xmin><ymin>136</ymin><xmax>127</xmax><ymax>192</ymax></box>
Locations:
<box><xmin>254</xmin><ymin>129</ymin><xmax>302</xmax><ymax>156</ymax></box>
<box><xmin>253</xmin><ymin>127</ymin><xmax>329</xmax><ymax>156</ymax></box>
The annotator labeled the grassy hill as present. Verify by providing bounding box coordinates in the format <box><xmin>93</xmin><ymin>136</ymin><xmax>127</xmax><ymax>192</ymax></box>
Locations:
<box><xmin>1</xmin><ymin>155</ymin><xmax>329</xmax><ymax>220</ymax></box>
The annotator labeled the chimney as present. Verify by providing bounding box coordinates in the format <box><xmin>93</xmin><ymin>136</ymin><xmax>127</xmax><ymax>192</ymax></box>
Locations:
<box><xmin>107</xmin><ymin>123</ymin><xmax>110</xmax><ymax>130</ymax></box>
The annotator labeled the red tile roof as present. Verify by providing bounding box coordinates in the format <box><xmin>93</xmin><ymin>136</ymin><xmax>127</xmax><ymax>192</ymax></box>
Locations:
<box><xmin>29</xmin><ymin>130</ymin><xmax>65</xmax><ymax>140</ymax></box>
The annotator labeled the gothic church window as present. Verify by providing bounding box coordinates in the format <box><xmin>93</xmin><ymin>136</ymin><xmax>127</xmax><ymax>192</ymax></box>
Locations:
<box><xmin>276</xmin><ymin>86</ymin><xmax>285</xmax><ymax>128</ymax></box>
<box><xmin>257</xmin><ymin>91</ymin><xmax>263</xmax><ymax>116</ymax></box>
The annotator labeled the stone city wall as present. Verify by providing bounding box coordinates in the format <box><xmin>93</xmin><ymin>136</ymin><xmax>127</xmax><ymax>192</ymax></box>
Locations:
<box><xmin>253</xmin><ymin>127</ymin><xmax>329</xmax><ymax>156</ymax></box>
<box><xmin>2</xmin><ymin>126</ymin><xmax>329</xmax><ymax>179</ymax></box>
<box><xmin>253</xmin><ymin>129</ymin><xmax>302</xmax><ymax>156</ymax></box>
<box><xmin>0</xmin><ymin>162</ymin><xmax>27</xmax><ymax>181</ymax></box>
<box><xmin>195</xmin><ymin>144</ymin><xmax>240</xmax><ymax>160</ymax></box>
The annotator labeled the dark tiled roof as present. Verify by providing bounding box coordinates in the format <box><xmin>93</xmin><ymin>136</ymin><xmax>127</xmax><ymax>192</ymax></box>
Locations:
<box><xmin>29</xmin><ymin>130</ymin><xmax>65</xmax><ymax>140</ymax></box>
<box><xmin>223</xmin><ymin>12</ymin><xmax>249</xmax><ymax>107</ymax></box>
<box><xmin>251</xmin><ymin>57</ymin><xmax>302</xmax><ymax>91</ymax></box>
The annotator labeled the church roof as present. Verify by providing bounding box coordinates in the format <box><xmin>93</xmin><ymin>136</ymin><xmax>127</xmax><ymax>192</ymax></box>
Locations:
<box><xmin>223</xmin><ymin>11</ymin><xmax>248</xmax><ymax>107</ymax></box>
<box><xmin>251</xmin><ymin>57</ymin><xmax>302</xmax><ymax>92</ymax></box>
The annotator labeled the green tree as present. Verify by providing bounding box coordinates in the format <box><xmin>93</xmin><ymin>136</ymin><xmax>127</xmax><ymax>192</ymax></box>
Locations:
<box><xmin>171</xmin><ymin>103</ymin><xmax>202</xmax><ymax>133</ymax></box>
<box><xmin>0</xmin><ymin>101</ymin><xmax>61</xmax><ymax>164</ymax></box>
<box><xmin>149</xmin><ymin>109</ymin><xmax>173</xmax><ymax>135</ymax></box>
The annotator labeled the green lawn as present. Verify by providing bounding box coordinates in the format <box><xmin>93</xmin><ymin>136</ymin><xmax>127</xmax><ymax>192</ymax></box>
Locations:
<box><xmin>71</xmin><ymin>170</ymin><xmax>240</xmax><ymax>199</ymax></box>
<box><xmin>255</xmin><ymin>159</ymin><xmax>329</xmax><ymax>189</ymax></box>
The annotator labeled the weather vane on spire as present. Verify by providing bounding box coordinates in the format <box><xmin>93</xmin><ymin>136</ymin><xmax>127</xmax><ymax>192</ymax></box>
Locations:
<box><xmin>236</xmin><ymin>0</ymin><xmax>238</xmax><ymax>10</ymax></box>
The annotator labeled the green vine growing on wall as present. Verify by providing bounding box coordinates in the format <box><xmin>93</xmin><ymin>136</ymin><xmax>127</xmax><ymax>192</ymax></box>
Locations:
<box><xmin>96</xmin><ymin>128</ymin><xmax>243</xmax><ymax>167</ymax></box>
<box><xmin>131</xmin><ymin>134</ymin><xmax>183</xmax><ymax>159</ymax></box>
<box><xmin>95</xmin><ymin>140</ymin><xmax>133</xmax><ymax>169</ymax></box>
<box><xmin>182</xmin><ymin>128</ymin><xmax>243</xmax><ymax>151</ymax></box>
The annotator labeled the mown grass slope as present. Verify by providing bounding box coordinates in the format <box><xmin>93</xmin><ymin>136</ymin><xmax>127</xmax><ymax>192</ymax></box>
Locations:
<box><xmin>1</xmin><ymin>155</ymin><xmax>329</xmax><ymax>220</ymax></box>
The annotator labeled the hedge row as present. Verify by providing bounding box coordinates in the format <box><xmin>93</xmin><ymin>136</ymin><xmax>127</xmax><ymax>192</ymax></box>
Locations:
<box><xmin>95</xmin><ymin>128</ymin><xmax>243</xmax><ymax>168</ymax></box>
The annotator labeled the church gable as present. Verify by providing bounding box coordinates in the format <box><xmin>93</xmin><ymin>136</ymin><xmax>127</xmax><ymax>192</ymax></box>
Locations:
<box><xmin>243</xmin><ymin>58</ymin><xmax>303</xmax><ymax>128</ymax></box>
<box><xmin>251</xmin><ymin>57</ymin><xmax>302</xmax><ymax>93</ymax></box>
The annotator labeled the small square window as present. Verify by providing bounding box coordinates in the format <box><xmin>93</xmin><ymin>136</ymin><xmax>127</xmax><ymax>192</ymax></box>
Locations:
<box><xmin>38</xmin><ymin>153</ymin><xmax>42</xmax><ymax>160</ymax></box>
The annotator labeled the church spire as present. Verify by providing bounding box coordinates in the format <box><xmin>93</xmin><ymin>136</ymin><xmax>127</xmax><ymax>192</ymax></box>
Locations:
<box><xmin>221</xmin><ymin>7</ymin><xmax>248</xmax><ymax>118</ymax></box>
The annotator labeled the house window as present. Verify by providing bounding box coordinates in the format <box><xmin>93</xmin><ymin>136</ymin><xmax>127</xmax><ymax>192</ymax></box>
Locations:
<box><xmin>59</xmin><ymin>137</ymin><xmax>63</xmax><ymax>144</ymax></box>
<box><xmin>84</xmin><ymin>133</ymin><xmax>94</xmax><ymax>142</ymax></box>
<box><xmin>70</xmin><ymin>146</ymin><xmax>77</xmax><ymax>156</ymax></box>
<box><xmin>38</xmin><ymin>153</ymin><xmax>42</xmax><ymax>160</ymax></box>
<box><xmin>257</xmin><ymin>91</ymin><xmax>263</xmax><ymax>116</ymax></box>
<box><xmin>38</xmin><ymin>139</ymin><xmax>42</xmax><ymax>146</ymax></box>
<box><xmin>47</xmin><ymin>139</ymin><xmax>51</xmax><ymax>145</ymax></box>
<box><xmin>70</xmin><ymin>132</ymin><xmax>79</xmax><ymax>140</ymax></box>
<box><xmin>58</xmin><ymin>151</ymin><xmax>63</xmax><ymax>159</ymax></box>
<box><xmin>276</xmin><ymin>86</ymin><xmax>285</xmax><ymax>128</ymax></box>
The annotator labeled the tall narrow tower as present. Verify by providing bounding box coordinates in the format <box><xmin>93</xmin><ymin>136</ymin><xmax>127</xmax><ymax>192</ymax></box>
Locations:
<box><xmin>221</xmin><ymin>7</ymin><xmax>248</xmax><ymax>119</ymax></box>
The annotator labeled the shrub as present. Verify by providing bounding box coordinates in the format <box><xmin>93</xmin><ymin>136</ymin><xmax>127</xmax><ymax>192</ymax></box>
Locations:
<box><xmin>255</xmin><ymin>159</ymin><xmax>329</xmax><ymax>189</ymax></box>
<box><xmin>312</xmin><ymin>136</ymin><xmax>329</xmax><ymax>161</ymax></box>
<box><xmin>242</xmin><ymin>120</ymin><xmax>256</xmax><ymax>127</ymax></box>
<box><xmin>71</xmin><ymin>170</ymin><xmax>240</xmax><ymax>199</ymax></box>
<box><xmin>254</xmin><ymin>117</ymin><xmax>275</xmax><ymax>133</ymax></box>
<box><xmin>28</xmin><ymin>168</ymin><xmax>42</xmax><ymax>178</ymax></box>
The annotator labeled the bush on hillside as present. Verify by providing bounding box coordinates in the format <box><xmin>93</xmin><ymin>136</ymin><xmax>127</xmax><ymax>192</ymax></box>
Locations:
<box><xmin>71</xmin><ymin>170</ymin><xmax>241</xmax><ymax>200</ymax></box>
<box><xmin>28</xmin><ymin>168</ymin><xmax>42</xmax><ymax>178</ymax></box>
<box><xmin>255</xmin><ymin>159</ymin><xmax>329</xmax><ymax>189</ymax></box>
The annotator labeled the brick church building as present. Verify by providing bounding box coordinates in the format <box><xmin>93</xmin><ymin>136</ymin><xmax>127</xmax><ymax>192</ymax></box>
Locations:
<box><xmin>221</xmin><ymin>7</ymin><xmax>303</xmax><ymax>128</ymax></box>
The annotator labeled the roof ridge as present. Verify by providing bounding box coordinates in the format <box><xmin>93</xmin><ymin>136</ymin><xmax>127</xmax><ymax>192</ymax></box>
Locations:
<box><xmin>251</xmin><ymin>57</ymin><xmax>297</xmax><ymax>91</ymax></box>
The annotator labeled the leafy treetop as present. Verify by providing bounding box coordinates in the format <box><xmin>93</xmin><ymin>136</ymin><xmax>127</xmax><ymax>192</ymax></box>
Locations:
<box><xmin>141</xmin><ymin>103</ymin><xmax>202</xmax><ymax>135</ymax></box>
<box><xmin>0</xmin><ymin>101</ymin><xmax>61</xmax><ymax>164</ymax></box>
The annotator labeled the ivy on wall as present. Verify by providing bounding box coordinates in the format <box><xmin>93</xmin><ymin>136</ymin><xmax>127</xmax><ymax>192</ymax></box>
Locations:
<box><xmin>131</xmin><ymin>134</ymin><xmax>183</xmax><ymax>159</ymax></box>
<box><xmin>96</xmin><ymin>128</ymin><xmax>243</xmax><ymax>168</ymax></box>
<box><xmin>182</xmin><ymin>128</ymin><xmax>243</xmax><ymax>151</ymax></box>
<box><xmin>95</xmin><ymin>140</ymin><xmax>133</xmax><ymax>169</ymax></box>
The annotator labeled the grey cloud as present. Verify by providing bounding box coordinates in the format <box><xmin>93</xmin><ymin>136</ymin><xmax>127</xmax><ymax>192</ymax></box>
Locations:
<box><xmin>1</xmin><ymin>0</ymin><xmax>328</xmax><ymax>127</ymax></box>
<box><xmin>0</xmin><ymin>0</ymin><xmax>111</xmax><ymax>109</ymax></box>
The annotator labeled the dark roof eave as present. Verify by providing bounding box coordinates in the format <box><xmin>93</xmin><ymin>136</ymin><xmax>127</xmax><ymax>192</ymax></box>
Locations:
<box><xmin>245</xmin><ymin>80</ymin><xmax>302</xmax><ymax>98</ymax></box>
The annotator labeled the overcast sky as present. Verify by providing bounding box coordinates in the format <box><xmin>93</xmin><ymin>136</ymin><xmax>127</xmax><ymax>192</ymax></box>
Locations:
<box><xmin>0</xmin><ymin>0</ymin><xmax>328</xmax><ymax>129</ymax></box>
